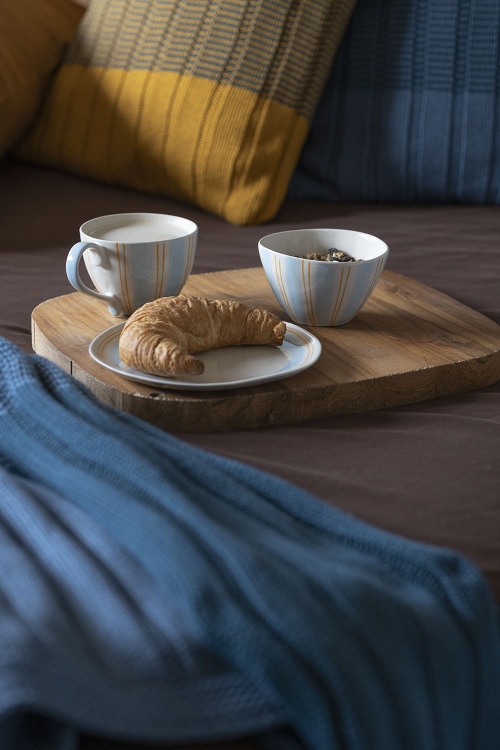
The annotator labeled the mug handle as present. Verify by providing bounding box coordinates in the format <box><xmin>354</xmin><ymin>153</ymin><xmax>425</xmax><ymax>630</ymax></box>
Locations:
<box><xmin>66</xmin><ymin>241</ymin><xmax>122</xmax><ymax>315</ymax></box>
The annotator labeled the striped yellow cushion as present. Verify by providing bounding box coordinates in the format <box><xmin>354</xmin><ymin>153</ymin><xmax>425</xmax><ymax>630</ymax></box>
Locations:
<box><xmin>16</xmin><ymin>0</ymin><xmax>357</xmax><ymax>225</ymax></box>
<box><xmin>0</xmin><ymin>0</ymin><xmax>85</xmax><ymax>156</ymax></box>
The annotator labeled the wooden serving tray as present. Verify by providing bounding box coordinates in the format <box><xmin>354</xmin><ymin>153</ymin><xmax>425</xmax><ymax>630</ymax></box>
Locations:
<box><xmin>32</xmin><ymin>268</ymin><xmax>500</xmax><ymax>433</ymax></box>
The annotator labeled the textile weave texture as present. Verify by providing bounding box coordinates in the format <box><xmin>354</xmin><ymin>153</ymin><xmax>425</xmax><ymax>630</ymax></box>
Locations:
<box><xmin>16</xmin><ymin>0</ymin><xmax>357</xmax><ymax>224</ymax></box>
<box><xmin>289</xmin><ymin>0</ymin><xmax>500</xmax><ymax>204</ymax></box>
<box><xmin>0</xmin><ymin>336</ymin><xmax>499</xmax><ymax>749</ymax></box>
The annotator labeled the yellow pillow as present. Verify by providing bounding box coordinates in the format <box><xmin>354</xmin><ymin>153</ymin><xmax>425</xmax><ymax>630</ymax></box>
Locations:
<box><xmin>16</xmin><ymin>0</ymin><xmax>357</xmax><ymax>225</ymax></box>
<box><xmin>0</xmin><ymin>0</ymin><xmax>85</xmax><ymax>157</ymax></box>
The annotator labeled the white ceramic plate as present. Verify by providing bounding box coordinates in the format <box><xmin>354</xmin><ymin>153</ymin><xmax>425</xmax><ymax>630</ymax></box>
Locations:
<box><xmin>88</xmin><ymin>322</ymin><xmax>322</xmax><ymax>391</ymax></box>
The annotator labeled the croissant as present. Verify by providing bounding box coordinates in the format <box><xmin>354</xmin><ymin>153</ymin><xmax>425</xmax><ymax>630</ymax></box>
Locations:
<box><xmin>118</xmin><ymin>294</ymin><xmax>286</xmax><ymax>377</ymax></box>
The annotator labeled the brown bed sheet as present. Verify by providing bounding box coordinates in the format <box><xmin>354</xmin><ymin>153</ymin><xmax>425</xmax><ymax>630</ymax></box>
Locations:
<box><xmin>1</xmin><ymin>159</ymin><xmax>499</xmax><ymax>748</ymax></box>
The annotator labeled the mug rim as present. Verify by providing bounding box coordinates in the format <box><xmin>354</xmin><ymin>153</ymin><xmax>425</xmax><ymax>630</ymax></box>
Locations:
<box><xmin>80</xmin><ymin>212</ymin><xmax>198</xmax><ymax>242</ymax></box>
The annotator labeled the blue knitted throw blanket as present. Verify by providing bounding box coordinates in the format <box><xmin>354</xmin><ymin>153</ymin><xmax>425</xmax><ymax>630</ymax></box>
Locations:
<box><xmin>0</xmin><ymin>337</ymin><xmax>498</xmax><ymax>750</ymax></box>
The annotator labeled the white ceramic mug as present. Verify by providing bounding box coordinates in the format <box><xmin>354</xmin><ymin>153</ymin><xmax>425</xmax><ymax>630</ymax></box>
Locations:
<box><xmin>66</xmin><ymin>212</ymin><xmax>198</xmax><ymax>316</ymax></box>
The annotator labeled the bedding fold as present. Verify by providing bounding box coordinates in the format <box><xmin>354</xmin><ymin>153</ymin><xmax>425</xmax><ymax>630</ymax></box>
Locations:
<box><xmin>0</xmin><ymin>337</ymin><xmax>498</xmax><ymax>750</ymax></box>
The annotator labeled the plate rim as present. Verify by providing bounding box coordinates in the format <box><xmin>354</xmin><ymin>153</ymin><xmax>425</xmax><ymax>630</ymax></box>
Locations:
<box><xmin>88</xmin><ymin>321</ymin><xmax>322</xmax><ymax>391</ymax></box>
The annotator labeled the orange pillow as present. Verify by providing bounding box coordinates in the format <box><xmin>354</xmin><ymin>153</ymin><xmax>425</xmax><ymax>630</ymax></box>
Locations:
<box><xmin>16</xmin><ymin>0</ymin><xmax>357</xmax><ymax>225</ymax></box>
<box><xmin>0</xmin><ymin>0</ymin><xmax>85</xmax><ymax>156</ymax></box>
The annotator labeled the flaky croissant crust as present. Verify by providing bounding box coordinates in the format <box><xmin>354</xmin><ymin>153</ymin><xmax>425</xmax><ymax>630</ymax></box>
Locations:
<box><xmin>118</xmin><ymin>294</ymin><xmax>287</xmax><ymax>377</ymax></box>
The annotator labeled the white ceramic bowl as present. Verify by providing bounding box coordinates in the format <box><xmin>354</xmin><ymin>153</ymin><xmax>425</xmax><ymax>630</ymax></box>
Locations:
<box><xmin>258</xmin><ymin>228</ymin><xmax>389</xmax><ymax>326</ymax></box>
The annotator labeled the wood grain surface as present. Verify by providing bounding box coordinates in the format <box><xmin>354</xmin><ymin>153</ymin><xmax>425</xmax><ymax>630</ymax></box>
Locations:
<box><xmin>31</xmin><ymin>268</ymin><xmax>500</xmax><ymax>432</ymax></box>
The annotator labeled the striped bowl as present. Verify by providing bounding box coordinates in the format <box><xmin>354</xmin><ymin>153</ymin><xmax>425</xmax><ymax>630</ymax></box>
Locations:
<box><xmin>259</xmin><ymin>228</ymin><xmax>389</xmax><ymax>327</ymax></box>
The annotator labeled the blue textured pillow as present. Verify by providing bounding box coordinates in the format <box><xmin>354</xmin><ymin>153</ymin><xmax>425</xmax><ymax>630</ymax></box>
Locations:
<box><xmin>289</xmin><ymin>0</ymin><xmax>500</xmax><ymax>204</ymax></box>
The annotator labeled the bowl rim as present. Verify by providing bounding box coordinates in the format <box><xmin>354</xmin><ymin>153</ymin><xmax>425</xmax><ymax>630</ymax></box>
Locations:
<box><xmin>258</xmin><ymin>228</ymin><xmax>389</xmax><ymax>262</ymax></box>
